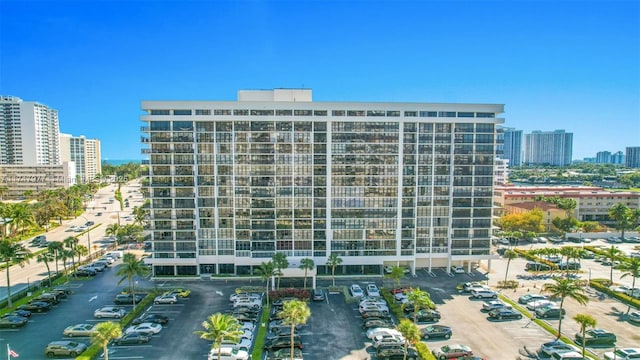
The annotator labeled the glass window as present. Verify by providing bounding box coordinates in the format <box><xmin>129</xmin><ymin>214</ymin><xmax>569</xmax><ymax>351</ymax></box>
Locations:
<box><xmin>234</xmin><ymin>109</ymin><xmax>249</xmax><ymax>115</ymax></box>
<box><xmin>476</xmin><ymin>123</ymin><xmax>494</xmax><ymax>133</ymax></box>
<box><xmin>276</xmin><ymin>109</ymin><xmax>292</xmax><ymax>116</ymax></box>
<box><xmin>457</xmin><ymin>112</ymin><xmax>474</xmax><ymax>118</ymax></box>
<box><xmin>173</xmin><ymin>109</ymin><xmax>192</xmax><ymax>116</ymax></box>
<box><xmin>404</xmin><ymin>111</ymin><xmax>418</xmax><ymax>117</ymax></box>
<box><xmin>173</xmin><ymin>121</ymin><xmax>193</xmax><ymax>131</ymax></box>
<box><xmin>476</xmin><ymin>112</ymin><xmax>495</xmax><ymax>118</ymax></box>
<box><xmin>214</xmin><ymin>109</ymin><xmax>232</xmax><ymax>115</ymax></box>
<box><xmin>313</xmin><ymin>110</ymin><xmax>327</xmax><ymax>116</ymax></box>
<box><xmin>251</xmin><ymin>109</ymin><xmax>274</xmax><ymax>116</ymax></box>
<box><xmin>419</xmin><ymin>111</ymin><xmax>438</xmax><ymax>117</ymax></box>
<box><xmin>367</xmin><ymin>110</ymin><xmax>385</xmax><ymax>117</ymax></box>
<box><xmin>386</xmin><ymin>111</ymin><xmax>400</xmax><ymax>117</ymax></box>
<box><xmin>150</xmin><ymin>121</ymin><xmax>170</xmax><ymax>131</ymax></box>
<box><xmin>347</xmin><ymin>110</ymin><xmax>365</xmax><ymax>116</ymax></box>
<box><xmin>150</xmin><ymin>110</ymin><xmax>170</xmax><ymax>115</ymax></box>
<box><xmin>332</xmin><ymin>110</ymin><xmax>345</xmax><ymax>116</ymax></box>
<box><xmin>195</xmin><ymin>109</ymin><xmax>211</xmax><ymax>115</ymax></box>
<box><xmin>294</xmin><ymin>110</ymin><xmax>312</xmax><ymax>116</ymax></box>
<box><xmin>438</xmin><ymin>111</ymin><xmax>456</xmax><ymax>117</ymax></box>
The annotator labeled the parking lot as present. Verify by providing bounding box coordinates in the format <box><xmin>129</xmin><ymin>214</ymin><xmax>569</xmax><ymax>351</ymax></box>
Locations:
<box><xmin>3</xmin><ymin>236</ymin><xmax>639</xmax><ymax>359</ymax></box>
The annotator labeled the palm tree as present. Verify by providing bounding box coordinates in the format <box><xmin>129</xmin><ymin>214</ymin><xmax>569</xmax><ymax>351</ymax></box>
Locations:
<box><xmin>503</xmin><ymin>249</ymin><xmax>518</xmax><ymax>285</ymax></box>
<box><xmin>255</xmin><ymin>261</ymin><xmax>279</xmax><ymax>306</ymax></box>
<box><xmin>37</xmin><ymin>252</ymin><xmax>55</xmax><ymax>287</ymax></box>
<box><xmin>609</xmin><ymin>203</ymin><xmax>632</xmax><ymax>240</ymax></box>
<box><xmin>59</xmin><ymin>248</ymin><xmax>74</xmax><ymax>282</ymax></box>
<box><xmin>386</xmin><ymin>266</ymin><xmax>405</xmax><ymax>287</ymax></box>
<box><xmin>279</xmin><ymin>299</ymin><xmax>311</xmax><ymax>360</ymax></box>
<box><xmin>74</xmin><ymin>244</ymin><xmax>89</xmax><ymax>269</ymax></box>
<box><xmin>272</xmin><ymin>252</ymin><xmax>288</xmax><ymax>289</ymax></box>
<box><xmin>105</xmin><ymin>223</ymin><xmax>121</xmax><ymax>245</ymax></box>
<box><xmin>604</xmin><ymin>245</ymin><xmax>623</xmax><ymax>284</ymax></box>
<box><xmin>326</xmin><ymin>253</ymin><xmax>342</xmax><ymax>286</ymax></box>
<box><xmin>299</xmin><ymin>258</ymin><xmax>314</xmax><ymax>289</ymax></box>
<box><xmin>573</xmin><ymin>313</ymin><xmax>596</xmax><ymax>358</ymax></box>
<box><xmin>115</xmin><ymin>253</ymin><xmax>150</xmax><ymax>307</ymax></box>
<box><xmin>91</xmin><ymin>321</ymin><xmax>122</xmax><ymax>360</ymax></box>
<box><xmin>0</xmin><ymin>185</ymin><xmax>8</xmax><ymax>201</ymax></box>
<box><xmin>7</xmin><ymin>203</ymin><xmax>34</xmax><ymax>237</ymax></box>
<box><xmin>193</xmin><ymin>313</ymin><xmax>243</xmax><ymax>360</ymax></box>
<box><xmin>403</xmin><ymin>288</ymin><xmax>435</xmax><ymax>324</ymax></box>
<box><xmin>396</xmin><ymin>318</ymin><xmax>420</xmax><ymax>360</ymax></box>
<box><xmin>543</xmin><ymin>278</ymin><xmax>589</xmax><ymax>338</ymax></box>
<box><xmin>0</xmin><ymin>240</ymin><xmax>30</xmax><ymax>307</ymax></box>
<box><xmin>618</xmin><ymin>257</ymin><xmax>640</xmax><ymax>314</ymax></box>
<box><xmin>47</xmin><ymin>241</ymin><xmax>64</xmax><ymax>275</ymax></box>
<box><xmin>63</xmin><ymin>236</ymin><xmax>79</xmax><ymax>271</ymax></box>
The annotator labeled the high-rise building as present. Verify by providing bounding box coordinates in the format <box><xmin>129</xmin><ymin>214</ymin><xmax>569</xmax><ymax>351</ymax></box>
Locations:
<box><xmin>611</xmin><ymin>151</ymin><xmax>625</xmax><ymax>165</ymax></box>
<box><xmin>596</xmin><ymin>151</ymin><xmax>611</xmax><ymax>164</ymax></box>
<box><xmin>59</xmin><ymin>134</ymin><xmax>102</xmax><ymax>183</ymax></box>
<box><xmin>523</xmin><ymin>130</ymin><xmax>573</xmax><ymax>166</ymax></box>
<box><xmin>501</xmin><ymin>127</ymin><xmax>522</xmax><ymax>166</ymax></box>
<box><xmin>141</xmin><ymin>89</ymin><xmax>504</xmax><ymax>277</ymax></box>
<box><xmin>626</xmin><ymin>147</ymin><xmax>640</xmax><ymax>168</ymax></box>
<box><xmin>0</xmin><ymin>96</ymin><xmax>60</xmax><ymax>165</ymax></box>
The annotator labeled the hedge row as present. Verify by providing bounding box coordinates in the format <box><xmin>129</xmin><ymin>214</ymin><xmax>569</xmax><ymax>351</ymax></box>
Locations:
<box><xmin>250</xmin><ymin>304</ymin><xmax>271</xmax><ymax>360</ymax></box>
<box><xmin>589</xmin><ymin>278</ymin><xmax>640</xmax><ymax>310</ymax></box>
<box><xmin>512</xmin><ymin>249</ymin><xmax>559</xmax><ymax>270</ymax></box>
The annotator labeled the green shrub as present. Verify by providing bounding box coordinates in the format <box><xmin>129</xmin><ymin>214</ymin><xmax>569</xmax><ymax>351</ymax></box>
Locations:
<box><xmin>251</xmin><ymin>304</ymin><xmax>271</xmax><ymax>360</ymax></box>
<box><xmin>415</xmin><ymin>342</ymin><xmax>437</xmax><ymax>360</ymax></box>
<box><xmin>590</xmin><ymin>279</ymin><xmax>640</xmax><ymax>309</ymax></box>
<box><xmin>513</xmin><ymin>249</ymin><xmax>558</xmax><ymax>270</ymax></box>
<box><xmin>497</xmin><ymin>280</ymin><xmax>519</xmax><ymax>289</ymax></box>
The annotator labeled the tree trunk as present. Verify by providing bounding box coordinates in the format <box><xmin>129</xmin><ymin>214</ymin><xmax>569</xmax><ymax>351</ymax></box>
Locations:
<box><xmin>45</xmin><ymin>262</ymin><xmax>52</xmax><ymax>288</ymax></box>
<box><xmin>290</xmin><ymin>322</ymin><xmax>296</xmax><ymax>360</ymax></box>
<box><xmin>504</xmin><ymin>259</ymin><xmax>511</xmax><ymax>284</ymax></box>
<box><xmin>103</xmin><ymin>344</ymin><xmax>109</xmax><ymax>360</ymax></box>
<box><xmin>627</xmin><ymin>276</ymin><xmax>637</xmax><ymax>314</ymax></box>
<box><xmin>6</xmin><ymin>260</ymin><xmax>12</xmax><ymax>307</ymax></box>
<box><xmin>403</xmin><ymin>340</ymin><xmax>408</xmax><ymax>360</ymax></box>
<box><xmin>331</xmin><ymin>267</ymin><xmax>336</xmax><ymax>286</ymax></box>
<box><xmin>556</xmin><ymin>298</ymin><xmax>565</xmax><ymax>339</ymax></box>
<box><xmin>303</xmin><ymin>269</ymin><xmax>308</xmax><ymax>289</ymax></box>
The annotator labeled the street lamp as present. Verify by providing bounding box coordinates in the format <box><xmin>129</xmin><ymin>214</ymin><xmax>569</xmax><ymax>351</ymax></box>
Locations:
<box><xmin>77</xmin><ymin>215</ymin><xmax>92</xmax><ymax>260</ymax></box>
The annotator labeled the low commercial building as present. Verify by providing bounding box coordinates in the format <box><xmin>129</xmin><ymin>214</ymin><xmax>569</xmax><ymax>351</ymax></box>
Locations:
<box><xmin>0</xmin><ymin>162</ymin><xmax>76</xmax><ymax>198</ymax></box>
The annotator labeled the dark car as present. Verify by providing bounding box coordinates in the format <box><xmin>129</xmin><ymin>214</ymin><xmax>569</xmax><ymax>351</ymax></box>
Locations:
<box><xmin>377</xmin><ymin>346</ymin><xmax>418</xmax><ymax>360</ymax></box>
<box><xmin>50</xmin><ymin>288</ymin><xmax>70</xmax><ymax>299</ymax></box>
<box><xmin>3</xmin><ymin>309</ymin><xmax>31</xmax><ymax>318</ymax></box>
<box><xmin>232</xmin><ymin>313</ymin><xmax>258</xmax><ymax>323</ymax></box>
<box><xmin>113</xmin><ymin>294</ymin><xmax>145</xmax><ymax>305</ymax></box>
<box><xmin>268</xmin><ymin>326</ymin><xmax>293</xmax><ymax>337</ymax></box>
<box><xmin>362</xmin><ymin>318</ymin><xmax>395</xmax><ymax>330</ymax></box>
<box><xmin>272</xmin><ymin>297</ymin><xmax>297</xmax><ymax>308</ymax></box>
<box><xmin>574</xmin><ymin>329</ymin><xmax>617</xmax><ymax>346</ymax></box>
<box><xmin>263</xmin><ymin>335</ymin><xmax>302</xmax><ymax>351</ymax></box>
<box><xmin>488</xmin><ymin>308</ymin><xmax>523</xmax><ymax>321</ymax></box>
<box><xmin>132</xmin><ymin>313</ymin><xmax>169</xmax><ymax>325</ymax></box>
<box><xmin>266</xmin><ymin>347</ymin><xmax>303</xmax><ymax>360</ymax></box>
<box><xmin>362</xmin><ymin>310</ymin><xmax>391</xmax><ymax>319</ymax></box>
<box><xmin>406</xmin><ymin>309</ymin><xmax>441</xmax><ymax>323</ymax></box>
<box><xmin>75</xmin><ymin>268</ymin><xmax>97</xmax><ymax>277</ymax></box>
<box><xmin>421</xmin><ymin>325</ymin><xmax>452</xmax><ymax>340</ymax></box>
<box><xmin>18</xmin><ymin>301</ymin><xmax>51</xmax><ymax>313</ymax></box>
<box><xmin>233</xmin><ymin>306</ymin><xmax>260</xmax><ymax>315</ymax></box>
<box><xmin>33</xmin><ymin>293</ymin><xmax>60</xmax><ymax>305</ymax></box>
<box><xmin>535</xmin><ymin>306</ymin><xmax>566</xmax><ymax>319</ymax></box>
<box><xmin>114</xmin><ymin>332</ymin><xmax>151</xmax><ymax>345</ymax></box>
<box><xmin>0</xmin><ymin>316</ymin><xmax>28</xmax><ymax>328</ymax></box>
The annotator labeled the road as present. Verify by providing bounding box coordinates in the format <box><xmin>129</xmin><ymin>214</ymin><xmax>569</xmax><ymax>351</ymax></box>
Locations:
<box><xmin>0</xmin><ymin>180</ymin><xmax>144</xmax><ymax>302</ymax></box>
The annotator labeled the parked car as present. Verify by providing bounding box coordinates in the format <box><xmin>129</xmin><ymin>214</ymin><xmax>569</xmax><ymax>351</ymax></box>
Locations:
<box><xmin>539</xmin><ymin>340</ymin><xmax>579</xmax><ymax>357</ymax></box>
<box><xmin>3</xmin><ymin>309</ymin><xmax>31</xmax><ymax>318</ymax></box>
<box><xmin>451</xmin><ymin>266</ymin><xmax>465</xmax><ymax>274</ymax></box>
<box><xmin>266</xmin><ymin>347</ymin><xmax>303</xmax><ymax>360</ymax></box>
<box><xmin>75</xmin><ymin>268</ymin><xmax>97</xmax><ymax>277</ymax></box>
<box><xmin>220</xmin><ymin>338</ymin><xmax>252</xmax><ymax>353</ymax></box>
<box><xmin>114</xmin><ymin>293</ymin><xmax>145</xmax><ymax>305</ymax></box>
<box><xmin>360</xmin><ymin>298</ymin><xmax>387</xmax><ymax>306</ymax></box>
<box><xmin>154</xmin><ymin>293</ymin><xmax>178</xmax><ymax>304</ymax></box>
<box><xmin>463</xmin><ymin>282</ymin><xmax>489</xmax><ymax>293</ymax></box>
<box><xmin>312</xmin><ymin>289</ymin><xmax>325</xmax><ymax>301</ymax></box>
<box><xmin>390</xmin><ymin>287</ymin><xmax>412</xmax><ymax>295</ymax></box>
<box><xmin>44</xmin><ymin>341</ymin><xmax>88</xmax><ymax>358</ymax></box>
<box><xmin>366</xmin><ymin>284</ymin><xmax>381</xmax><ymax>297</ymax></box>
<box><xmin>0</xmin><ymin>315</ymin><xmax>28</xmax><ymax>328</ymax></box>
<box><xmin>366</xmin><ymin>327</ymin><xmax>402</xmax><ymax>340</ymax></box>
<box><xmin>125</xmin><ymin>322</ymin><xmax>163</xmax><ymax>335</ymax></box>
<box><xmin>377</xmin><ymin>346</ymin><xmax>418</xmax><ymax>360</ymax></box>
<box><xmin>574</xmin><ymin>329</ymin><xmax>617</xmax><ymax>346</ymax></box>
<box><xmin>518</xmin><ymin>294</ymin><xmax>549</xmax><ymax>304</ymax></box>
<box><xmin>481</xmin><ymin>300</ymin><xmax>509</xmax><ymax>312</ymax></box>
<box><xmin>263</xmin><ymin>335</ymin><xmax>303</xmax><ymax>351</ymax></box>
<box><xmin>362</xmin><ymin>310</ymin><xmax>391</xmax><ymax>319</ymax></box>
<box><xmin>167</xmin><ymin>287</ymin><xmax>191</xmax><ymax>298</ymax></box>
<box><xmin>470</xmin><ymin>289</ymin><xmax>498</xmax><ymax>299</ymax></box>
<box><xmin>488</xmin><ymin>308</ymin><xmax>523</xmax><ymax>321</ymax></box>
<box><xmin>18</xmin><ymin>301</ymin><xmax>51</xmax><ymax>313</ymax></box>
<box><xmin>421</xmin><ymin>325</ymin><xmax>452</xmax><ymax>340</ymax></box>
<box><xmin>33</xmin><ymin>292</ymin><xmax>60</xmax><ymax>304</ymax></box>
<box><xmin>114</xmin><ymin>332</ymin><xmax>151</xmax><ymax>345</ymax></box>
<box><xmin>536</xmin><ymin>306</ymin><xmax>566</xmax><ymax>319</ymax></box>
<box><xmin>526</xmin><ymin>299</ymin><xmax>554</xmax><ymax>310</ymax></box>
<box><xmin>406</xmin><ymin>309</ymin><xmax>441</xmax><ymax>323</ymax></box>
<box><xmin>359</xmin><ymin>303</ymin><xmax>389</xmax><ymax>314</ymax></box>
<box><xmin>603</xmin><ymin>348</ymin><xmax>640</xmax><ymax>360</ymax></box>
<box><xmin>234</xmin><ymin>298</ymin><xmax>262</xmax><ymax>309</ymax></box>
<box><xmin>132</xmin><ymin>313</ymin><xmax>169</xmax><ymax>325</ymax></box>
<box><xmin>372</xmin><ymin>335</ymin><xmax>404</xmax><ymax>349</ymax></box>
<box><xmin>627</xmin><ymin>311</ymin><xmax>640</xmax><ymax>325</ymax></box>
<box><xmin>94</xmin><ymin>306</ymin><xmax>127</xmax><ymax>319</ymax></box>
<box><xmin>551</xmin><ymin>351</ymin><xmax>586</xmax><ymax>360</ymax></box>
<box><xmin>362</xmin><ymin>318</ymin><xmax>395</xmax><ymax>330</ymax></box>
<box><xmin>432</xmin><ymin>344</ymin><xmax>473</xmax><ymax>359</ymax></box>
<box><xmin>207</xmin><ymin>346</ymin><xmax>250</xmax><ymax>360</ymax></box>
<box><xmin>350</xmin><ymin>284</ymin><xmax>365</xmax><ymax>298</ymax></box>
<box><xmin>63</xmin><ymin>323</ymin><xmax>97</xmax><ymax>337</ymax></box>
<box><xmin>229</xmin><ymin>292</ymin><xmax>261</xmax><ymax>302</ymax></box>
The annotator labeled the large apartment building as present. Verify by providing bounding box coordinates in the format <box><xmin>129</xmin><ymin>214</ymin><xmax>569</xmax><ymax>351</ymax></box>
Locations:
<box><xmin>59</xmin><ymin>133</ymin><xmax>102</xmax><ymax>183</ymax></box>
<box><xmin>523</xmin><ymin>130</ymin><xmax>573</xmax><ymax>166</ymax></box>
<box><xmin>141</xmin><ymin>89</ymin><xmax>504</xmax><ymax>277</ymax></box>
<box><xmin>0</xmin><ymin>96</ymin><xmax>60</xmax><ymax>166</ymax></box>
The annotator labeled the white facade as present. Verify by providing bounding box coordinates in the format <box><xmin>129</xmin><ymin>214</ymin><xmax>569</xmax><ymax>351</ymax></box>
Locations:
<box><xmin>523</xmin><ymin>130</ymin><xmax>573</xmax><ymax>166</ymax></box>
<box><xmin>0</xmin><ymin>161</ymin><xmax>75</xmax><ymax>198</ymax></box>
<box><xmin>0</xmin><ymin>96</ymin><xmax>60</xmax><ymax>166</ymax></box>
<box><xmin>60</xmin><ymin>133</ymin><xmax>102</xmax><ymax>183</ymax></box>
<box><xmin>141</xmin><ymin>89</ymin><xmax>504</xmax><ymax>276</ymax></box>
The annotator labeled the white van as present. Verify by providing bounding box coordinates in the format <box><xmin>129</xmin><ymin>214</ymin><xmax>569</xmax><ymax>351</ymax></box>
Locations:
<box><xmin>551</xmin><ymin>351</ymin><xmax>584</xmax><ymax>359</ymax></box>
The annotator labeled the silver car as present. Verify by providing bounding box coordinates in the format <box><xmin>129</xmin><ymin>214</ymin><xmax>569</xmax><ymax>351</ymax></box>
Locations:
<box><xmin>94</xmin><ymin>306</ymin><xmax>127</xmax><ymax>319</ymax></box>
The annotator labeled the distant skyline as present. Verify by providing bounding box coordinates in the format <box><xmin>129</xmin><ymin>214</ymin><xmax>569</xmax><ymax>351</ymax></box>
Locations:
<box><xmin>1</xmin><ymin>0</ymin><xmax>638</xmax><ymax>160</ymax></box>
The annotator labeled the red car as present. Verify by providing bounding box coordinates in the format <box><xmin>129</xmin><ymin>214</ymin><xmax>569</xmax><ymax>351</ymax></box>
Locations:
<box><xmin>390</xmin><ymin>287</ymin><xmax>412</xmax><ymax>294</ymax></box>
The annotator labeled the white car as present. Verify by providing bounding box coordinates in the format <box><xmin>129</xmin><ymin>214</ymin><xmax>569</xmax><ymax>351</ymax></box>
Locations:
<box><xmin>233</xmin><ymin>298</ymin><xmax>261</xmax><ymax>309</ymax></box>
<box><xmin>229</xmin><ymin>293</ymin><xmax>261</xmax><ymax>302</ymax></box>
<box><xmin>207</xmin><ymin>347</ymin><xmax>249</xmax><ymax>360</ymax></box>
<box><xmin>373</xmin><ymin>335</ymin><xmax>405</xmax><ymax>349</ymax></box>
<box><xmin>241</xmin><ymin>322</ymin><xmax>255</xmax><ymax>332</ymax></box>
<box><xmin>394</xmin><ymin>292</ymin><xmax>408</xmax><ymax>302</ymax></box>
<box><xmin>539</xmin><ymin>340</ymin><xmax>579</xmax><ymax>357</ymax></box>
<box><xmin>526</xmin><ymin>299</ymin><xmax>555</xmax><ymax>310</ymax></box>
<box><xmin>360</xmin><ymin>298</ymin><xmax>387</xmax><ymax>307</ymax></box>
<box><xmin>451</xmin><ymin>266</ymin><xmax>465</xmax><ymax>274</ymax></box>
<box><xmin>384</xmin><ymin>265</ymin><xmax>410</xmax><ymax>274</ymax></box>
<box><xmin>94</xmin><ymin>306</ymin><xmax>127</xmax><ymax>319</ymax></box>
<box><xmin>603</xmin><ymin>348</ymin><xmax>640</xmax><ymax>360</ymax></box>
<box><xmin>464</xmin><ymin>282</ymin><xmax>490</xmax><ymax>292</ymax></box>
<box><xmin>125</xmin><ymin>322</ymin><xmax>162</xmax><ymax>335</ymax></box>
<box><xmin>471</xmin><ymin>289</ymin><xmax>498</xmax><ymax>299</ymax></box>
<box><xmin>366</xmin><ymin>284</ymin><xmax>380</xmax><ymax>297</ymax></box>
<box><xmin>366</xmin><ymin>327</ymin><xmax>402</xmax><ymax>340</ymax></box>
<box><xmin>359</xmin><ymin>303</ymin><xmax>389</xmax><ymax>314</ymax></box>
<box><xmin>154</xmin><ymin>293</ymin><xmax>178</xmax><ymax>304</ymax></box>
<box><xmin>350</xmin><ymin>284</ymin><xmax>364</xmax><ymax>298</ymax></box>
<box><xmin>220</xmin><ymin>338</ymin><xmax>252</xmax><ymax>353</ymax></box>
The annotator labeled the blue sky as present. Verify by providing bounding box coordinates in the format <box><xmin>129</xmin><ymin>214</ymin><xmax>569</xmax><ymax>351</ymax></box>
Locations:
<box><xmin>1</xmin><ymin>0</ymin><xmax>638</xmax><ymax>161</ymax></box>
